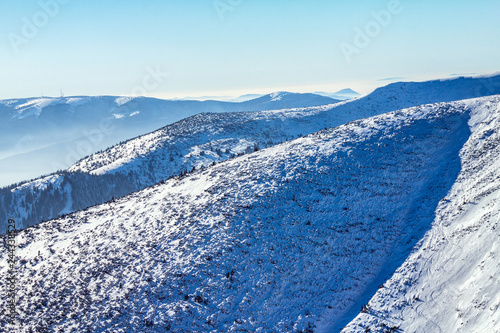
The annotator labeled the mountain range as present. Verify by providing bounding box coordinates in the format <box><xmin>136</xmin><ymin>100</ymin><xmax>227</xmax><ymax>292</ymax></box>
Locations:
<box><xmin>1</xmin><ymin>91</ymin><xmax>499</xmax><ymax>331</ymax></box>
<box><xmin>1</xmin><ymin>74</ymin><xmax>499</xmax><ymax>234</ymax></box>
<box><xmin>314</xmin><ymin>89</ymin><xmax>361</xmax><ymax>100</ymax></box>
<box><xmin>0</xmin><ymin>92</ymin><xmax>340</xmax><ymax>187</ymax></box>
<box><xmin>177</xmin><ymin>89</ymin><xmax>361</xmax><ymax>102</ymax></box>
<box><xmin>1</xmin><ymin>74</ymin><xmax>500</xmax><ymax>331</ymax></box>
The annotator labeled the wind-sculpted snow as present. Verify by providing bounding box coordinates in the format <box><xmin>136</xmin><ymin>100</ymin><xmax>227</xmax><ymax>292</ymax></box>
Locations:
<box><xmin>1</xmin><ymin>74</ymin><xmax>499</xmax><ymax>233</ymax></box>
<box><xmin>3</xmin><ymin>98</ymin><xmax>498</xmax><ymax>332</ymax></box>
<box><xmin>343</xmin><ymin>97</ymin><xmax>500</xmax><ymax>333</ymax></box>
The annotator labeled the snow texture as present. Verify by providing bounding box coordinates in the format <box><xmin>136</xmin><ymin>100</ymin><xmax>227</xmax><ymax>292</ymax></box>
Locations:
<box><xmin>1</xmin><ymin>96</ymin><xmax>500</xmax><ymax>332</ymax></box>
<box><xmin>342</xmin><ymin>97</ymin><xmax>500</xmax><ymax>333</ymax></box>
<box><xmin>1</xmin><ymin>74</ymin><xmax>500</xmax><ymax>233</ymax></box>
<box><xmin>0</xmin><ymin>93</ymin><xmax>340</xmax><ymax>187</ymax></box>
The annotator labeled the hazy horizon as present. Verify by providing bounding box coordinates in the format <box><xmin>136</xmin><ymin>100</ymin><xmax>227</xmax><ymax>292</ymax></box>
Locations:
<box><xmin>1</xmin><ymin>1</ymin><xmax>499</xmax><ymax>100</ymax></box>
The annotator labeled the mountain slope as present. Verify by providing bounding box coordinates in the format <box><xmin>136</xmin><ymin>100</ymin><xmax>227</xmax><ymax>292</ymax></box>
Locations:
<box><xmin>342</xmin><ymin>96</ymin><xmax>500</xmax><ymax>333</ymax></box>
<box><xmin>0</xmin><ymin>93</ymin><xmax>339</xmax><ymax>186</ymax></box>
<box><xmin>70</xmin><ymin>74</ymin><xmax>500</xmax><ymax>176</ymax></box>
<box><xmin>1</xmin><ymin>74</ymin><xmax>500</xmax><ymax>233</ymax></box>
<box><xmin>3</xmin><ymin>96</ymin><xmax>498</xmax><ymax>332</ymax></box>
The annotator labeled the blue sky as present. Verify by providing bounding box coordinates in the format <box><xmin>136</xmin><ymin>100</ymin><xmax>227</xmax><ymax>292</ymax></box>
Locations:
<box><xmin>1</xmin><ymin>0</ymin><xmax>499</xmax><ymax>99</ymax></box>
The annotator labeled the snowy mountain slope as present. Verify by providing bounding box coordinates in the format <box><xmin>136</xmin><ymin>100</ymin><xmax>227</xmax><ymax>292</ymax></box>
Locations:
<box><xmin>0</xmin><ymin>93</ymin><xmax>339</xmax><ymax>186</ymax></box>
<box><xmin>1</xmin><ymin>74</ymin><xmax>500</xmax><ymax>234</ymax></box>
<box><xmin>342</xmin><ymin>97</ymin><xmax>500</xmax><ymax>333</ymax></box>
<box><xmin>365</xmin><ymin>74</ymin><xmax>500</xmax><ymax>106</ymax></box>
<box><xmin>69</xmin><ymin>74</ymin><xmax>500</xmax><ymax>176</ymax></box>
<box><xmin>0</xmin><ymin>106</ymin><xmax>334</xmax><ymax>233</ymax></box>
<box><xmin>2</xmin><ymin>97</ymin><xmax>496</xmax><ymax>332</ymax></box>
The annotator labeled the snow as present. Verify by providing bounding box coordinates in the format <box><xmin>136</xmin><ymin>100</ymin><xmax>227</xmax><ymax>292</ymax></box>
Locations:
<box><xmin>3</xmin><ymin>74</ymin><xmax>500</xmax><ymax>234</ymax></box>
<box><xmin>342</xmin><ymin>97</ymin><xmax>500</xmax><ymax>333</ymax></box>
<box><xmin>115</xmin><ymin>96</ymin><xmax>136</xmax><ymax>106</ymax></box>
<box><xmin>0</xmin><ymin>92</ymin><xmax>341</xmax><ymax>187</ymax></box>
<box><xmin>0</xmin><ymin>99</ymin><xmax>19</xmax><ymax>106</ymax></box>
<box><xmin>14</xmin><ymin>98</ymin><xmax>60</xmax><ymax>119</ymax></box>
<box><xmin>67</xmin><ymin>74</ymin><xmax>500</xmax><ymax>179</ymax></box>
<box><xmin>270</xmin><ymin>91</ymin><xmax>288</xmax><ymax>101</ymax></box>
<box><xmin>65</xmin><ymin>97</ymin><xmax>89</xmax><ymax>107</ymax></box>
<box><xmin>2</xmin><ymin>96</ymin><xmax>500</xmax><ymax>332</ymax></box>
<box><xmin>16</xmin><ymin>174</ymin><xmax>64</xmax><ymax>192</ymax></box>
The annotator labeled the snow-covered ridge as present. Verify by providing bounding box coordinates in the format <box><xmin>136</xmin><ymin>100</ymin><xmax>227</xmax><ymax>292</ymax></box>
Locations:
<box><xmin>0</xmin><ymin>93</ymin><xmax>339</xmax><ymax>122</ymax></box>
<box><xmin>0</xmin><ymin>92</ymin><xmax>340</xmax><ymax>187</ymax></box>
<box><xmin>69</xmin><ymin>74</ymin><xmax>500</xmax><ymax>176</ymax></box>
<box><xmin>1</xmin><ymin>96</ymin><xmax>499</xmax><ymax>331</ymax></box>
<box><xmin>68</xmin><ymin>105</ymin><xmax>332</xmax><ymax>175</ymax></box>
<box><xmin>343</xmin><ymin>96</ymin><xmax>500</xmax><ymax>333</ymax></box>
<box><xmin>1</xmin><ymin>74</ymin><xmax>500</xmax><ymax>233</ymax></box>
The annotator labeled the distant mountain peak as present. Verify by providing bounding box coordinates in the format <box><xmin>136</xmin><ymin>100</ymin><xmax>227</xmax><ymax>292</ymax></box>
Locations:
<box><xmin>334</xmin><ymin>88</ymin><xmax>359</xmax><ymax>95</ymax></box>
<box><xmin>314</xmin><ymin>89</ymin><xmax>361</xmax><ymax>101</ymax></box>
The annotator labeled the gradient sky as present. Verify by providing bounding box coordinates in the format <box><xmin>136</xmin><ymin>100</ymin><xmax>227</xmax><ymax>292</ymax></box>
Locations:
<box><xmin>1</xmin><ymin>0</ymin><xmax>499</xmax><ymax>100</ymax></box>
